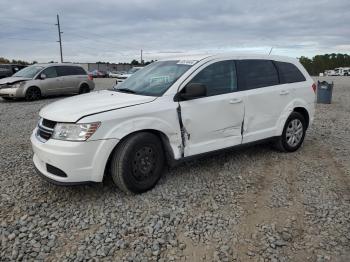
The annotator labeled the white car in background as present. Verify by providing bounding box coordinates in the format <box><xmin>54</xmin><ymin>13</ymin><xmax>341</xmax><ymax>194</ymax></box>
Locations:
<box><xmin>115</xmin><ymin>67</ymin><xmax>143</xmax><ymax>84</ymax></box>
<box><xmin>108</xmin><ymin>71</ymin><xmax>126</xmax><ymax>78</ymax></box>
<box><xmin>31</xmin><ymin>54</ymin><xmax>315</xmax><ymax>194</ymax></box>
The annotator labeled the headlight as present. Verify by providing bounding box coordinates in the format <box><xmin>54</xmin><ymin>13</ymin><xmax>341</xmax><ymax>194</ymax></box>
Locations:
<box><xmin>52</xmin><ymin>122</ymin><xmax>100</xmax><ymax>141</ymax></box>
<box><xmin>12</xmin><ymin>82</ymin><xmax>26</xmax><ymax>88</ymax></box>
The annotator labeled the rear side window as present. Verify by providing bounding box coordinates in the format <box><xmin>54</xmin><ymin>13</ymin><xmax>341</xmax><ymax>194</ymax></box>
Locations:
<box><xmin>189</xmin><ymin>60</ymin><xmax>237</xmax><ymax>96</ymax></box>
<box><xmin>56</xmin><ymin>66</ymin><xmax>86</xmax><ymax>76</ymax></box>
<box><xmin>71</xmin><ymin>66</ymin><xmax>87</xmax><ymax>75</ymax></box>
<box><xmin>275</xmin><ymin>61</ymin><xmax>306</xmax><ymax>83</ymax></box>
<box><xmin>236</xmin><ymin>60</ymin><xmax>279</xmax><ymax>90</ymax></box>
<box><xmin>56</xmin><ymin>66</ymin><xmax>74</xmax><ymax>76</ymax></box>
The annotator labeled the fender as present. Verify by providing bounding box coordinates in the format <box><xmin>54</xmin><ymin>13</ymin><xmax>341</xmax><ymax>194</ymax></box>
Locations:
<box><xmin>99</xmin><ymin>116</ymin><xmax>182</xmax><ymax>160</ymax></box>
<box><xmin>275</xmin><ymin>98</ymin><xmax>311</xmax><ymax>136</ymax></box>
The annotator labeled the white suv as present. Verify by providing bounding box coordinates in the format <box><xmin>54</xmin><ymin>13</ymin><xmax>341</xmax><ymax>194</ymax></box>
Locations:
<box><xmin>31</xmin><ymin>54</ymin><xmax>315</xmax><ymax>194</ymax></box>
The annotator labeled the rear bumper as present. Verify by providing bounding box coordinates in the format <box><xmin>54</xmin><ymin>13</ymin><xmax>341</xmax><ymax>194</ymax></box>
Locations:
<box><xmin>31</xmin><ymin>129</ymin><xmax>118</xmax><ymax>183</ymax></box>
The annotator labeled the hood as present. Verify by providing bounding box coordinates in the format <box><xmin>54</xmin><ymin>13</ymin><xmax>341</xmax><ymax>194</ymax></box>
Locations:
<box><xmin>0</xmin><ymin>77</ymin><xmax>31</xmax><ymax>85</ymax></box>
<box><xmin>40</xmin><ymin>90</ymin><xmax>157</xmax><ymax>122</ymax></box>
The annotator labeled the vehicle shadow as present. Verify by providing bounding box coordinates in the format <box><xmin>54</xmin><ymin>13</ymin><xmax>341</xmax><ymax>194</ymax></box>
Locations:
<box><xmin>34</xmin><ymin>141</ymin><xmax>275</xmax><ymax>202</ymax></box>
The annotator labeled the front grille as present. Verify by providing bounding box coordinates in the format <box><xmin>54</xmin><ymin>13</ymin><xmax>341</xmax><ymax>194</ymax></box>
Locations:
<box><xmin>42</xmin><ymin>119</ymin><xmax>56</xmax><ymax>129</ymax></box>
<box><xmin>37</xmin><ymin>118</ymin><xmax>56</xmax><ymax>142</ymax></box>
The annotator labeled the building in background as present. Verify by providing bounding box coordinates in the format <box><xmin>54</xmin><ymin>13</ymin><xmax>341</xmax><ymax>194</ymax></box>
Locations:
<box><xmin>77</xmin><ymin>63</ymin><xmax>133</xmax><ymax>73</ymax></box>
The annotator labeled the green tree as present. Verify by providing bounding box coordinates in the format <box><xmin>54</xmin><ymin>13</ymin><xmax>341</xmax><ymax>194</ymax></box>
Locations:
<box><xmin>299</xmin><ymin>53</ymin><xmax>350</xmax><ymax>75</ymax></box>
<box><xmin>131</xmin><ymin>59</ymin><xmax>139</xmax><ymax>65</ymax></box>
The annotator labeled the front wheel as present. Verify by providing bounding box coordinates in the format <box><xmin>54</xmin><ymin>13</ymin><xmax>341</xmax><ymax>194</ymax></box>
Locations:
<box><xmin>25</xmin><ymin>87</ymin><xmax>41</xmax><ymax>101</ymax></box>
<box><xmin>110</xmin><ymin>132</ymin><xmax>165</xmax><ymax>194</ymax></box>
<box><xmin>275</xmin><ymin>112</ymin><xmax>306</xmax><ymax>152</ymax></box>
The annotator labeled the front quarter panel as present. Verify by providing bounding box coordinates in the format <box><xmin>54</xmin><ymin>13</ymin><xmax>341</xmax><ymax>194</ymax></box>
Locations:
<box><xmin>79</xmin><ymin>96</ymin><xmax>183</xmax><ymax>159</ymax></box>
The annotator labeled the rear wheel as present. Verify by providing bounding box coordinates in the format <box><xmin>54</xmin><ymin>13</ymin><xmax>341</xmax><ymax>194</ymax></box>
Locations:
<box><xmin>79</xmin><ymin>84</ymin><xmax>90</xmax><ymax>94</ymax></box>
<box><xmin>110</xmin><ymin>132</ymin><xmax>165</xmax><ymax>194</ymax></box>
<box><xmin>275</xmin><ymin>112</ymin><xmax>306</xmax><ymax>152</ymax></box>
<box><xmin>25</xmin><ymin>87</ymin><xmax>41</xmax><ymax>101</ymax></box>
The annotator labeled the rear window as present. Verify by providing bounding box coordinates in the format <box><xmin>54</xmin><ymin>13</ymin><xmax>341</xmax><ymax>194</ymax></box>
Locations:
<box><xmin>275</xmin><ymin>61</ymin><xmax>306</xmax><ymax>84</ymax></box>
<box><xmin>236</xmin><ymin>60</ymin><xmax>279</xmax><ymax>91</ymax></box>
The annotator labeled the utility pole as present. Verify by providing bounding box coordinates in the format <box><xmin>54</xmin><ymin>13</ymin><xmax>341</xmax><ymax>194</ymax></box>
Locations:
<box><xmin>55</xmin><ymin>14</ymin><xmax>63</xmax><ymax>63</ymax></box>
<box><xmin>140</xmin><ymin>49</ymin><xmax>143</xmax><ymax>64</ymax></box>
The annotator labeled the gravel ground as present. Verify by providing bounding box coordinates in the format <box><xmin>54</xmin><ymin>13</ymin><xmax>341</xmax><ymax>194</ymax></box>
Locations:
<box><xmin>1</xmin><ymin>77</ymin><xmax>349</xmax><ymax>261</ymax></box>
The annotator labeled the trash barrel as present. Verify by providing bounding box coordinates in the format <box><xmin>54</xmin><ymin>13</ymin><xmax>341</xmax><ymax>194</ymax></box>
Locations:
<box><xmin>317</xmin><ymin>81</ymin><xmax>333</xmax><ymax>104</ymax></box>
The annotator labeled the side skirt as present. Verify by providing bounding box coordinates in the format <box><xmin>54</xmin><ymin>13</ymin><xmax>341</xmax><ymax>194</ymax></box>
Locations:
<box><xmin>167</xmin><ymin>136</ymin><xmax>278</xmax><ymax>167</ymax></box>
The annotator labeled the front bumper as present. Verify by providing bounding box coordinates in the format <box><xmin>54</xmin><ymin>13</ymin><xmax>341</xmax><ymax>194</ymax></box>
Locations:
<box><xmin>0</xmin><ymin>87</ymin><xmax>23</xmax><ymax>98</ymax></box>
<box><xmin>31</xmin><ymin>129</ymin><xmax>118</xmax><ymax>184</ymax></box>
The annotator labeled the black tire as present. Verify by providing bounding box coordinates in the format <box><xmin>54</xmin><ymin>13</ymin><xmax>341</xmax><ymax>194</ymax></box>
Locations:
<box><xmin>79</xmin><ymin>84</ymin><xmax>90</xmax><ymax>94</ymax></box>
<box><xmin>25</xmin><ymin>87</ymin><xmax>41</xmax><ymax>101</ymax></box>
<box><xmin>274</xmin><ymin>112</ymin><xmax>307</xmax><ymax>152</ymax></box>
<box><xmin>110</xmin><ymin>132</ymin><xmax>165</xmax><ymax>194</ymax></box>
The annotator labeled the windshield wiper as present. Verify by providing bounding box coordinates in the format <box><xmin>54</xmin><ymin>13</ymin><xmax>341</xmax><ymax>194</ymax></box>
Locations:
<box><xmin>115</xmin><ymin>88</ymin><xmax>136</xmax><ymax>94</ymax></box>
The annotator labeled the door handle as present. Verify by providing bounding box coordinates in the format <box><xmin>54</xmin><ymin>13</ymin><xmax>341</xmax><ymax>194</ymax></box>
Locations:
<box><xmin>279</xmin><ymin>90</ymin><xmax>290</xmax><ymax>95</ymax></box>
<box><xmin>229</xmin><ymin>98</ymin><xmax>242</xmax><ymax>104</ymax></box>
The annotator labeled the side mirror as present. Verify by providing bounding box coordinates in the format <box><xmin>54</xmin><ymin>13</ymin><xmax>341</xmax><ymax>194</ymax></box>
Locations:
<box><xmin>176</xmin><ymin>83</ymin><xmax>207</xmax><ymax>101</ymax></box>
<box><xmin>40</xmin><ymin>73</ymin><xmax>47</xmax><ymax>80</ymax></box>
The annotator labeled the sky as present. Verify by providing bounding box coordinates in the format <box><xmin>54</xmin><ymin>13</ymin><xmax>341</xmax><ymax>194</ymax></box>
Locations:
<box><xmin>0</xmin><ymin>0</ymin><xmax>349</xmax><ymax>63</ymax></box>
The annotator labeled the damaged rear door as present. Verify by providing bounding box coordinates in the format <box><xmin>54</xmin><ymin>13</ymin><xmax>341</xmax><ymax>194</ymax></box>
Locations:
<box><xmin>178</xmin><ymin>60</ymin><xmax>244</xmax><ymax>157</ymax></box>
<box><xmin>236</xmin><ymin>59</ymin><xmax>292</xmax><ymax>143</ymax></box>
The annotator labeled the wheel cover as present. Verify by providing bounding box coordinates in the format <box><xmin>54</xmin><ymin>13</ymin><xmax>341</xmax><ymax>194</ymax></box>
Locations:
<box><xmin>81</xmin><ymin>87</ymin><xmax>89</xmax><ymax>93</ymax></box>
<box><xmin>27</xmin><ymin>89</ymin><xmax>40</xmax><ymax>100</ymax></box>
<box><xmin>132</xmin><ymin>146</ymin><xmax>157</xmax><ymax>182</ymax></box>
<box><xmin>286</xmin><ymin>119</ymin><xmax>303</xmax><ymax>147</ymax></box>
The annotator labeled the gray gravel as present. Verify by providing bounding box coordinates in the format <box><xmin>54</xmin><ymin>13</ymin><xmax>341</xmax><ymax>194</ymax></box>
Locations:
<box><xmin>1</xmin><ymin>77</ymin><xmax>350</xmax><ymax>261</ymax></box>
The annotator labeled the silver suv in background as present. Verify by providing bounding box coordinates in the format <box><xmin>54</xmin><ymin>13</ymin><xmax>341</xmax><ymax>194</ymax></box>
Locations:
<box><xmin>0</xmin><ymin>64</ymin><xmax>95</xmax><ymax>101</ymax></box>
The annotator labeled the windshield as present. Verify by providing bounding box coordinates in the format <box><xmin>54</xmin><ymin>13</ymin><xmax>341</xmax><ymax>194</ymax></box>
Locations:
<box><xmin>13</xmin><ymin>65</ymin><xmax>44</xmax><ymax>78</ymax></box>
<box><xmin>114</xmin><ymin>61</ymin><xmax>194</xmax><ymax>96</ymax></box>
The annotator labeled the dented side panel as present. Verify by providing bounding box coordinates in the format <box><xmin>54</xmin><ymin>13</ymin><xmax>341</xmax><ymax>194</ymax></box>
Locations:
<box><xmin>179</xmin><ymin>92</ymin><xmax>245</xmax><ymax>157</ymax></box>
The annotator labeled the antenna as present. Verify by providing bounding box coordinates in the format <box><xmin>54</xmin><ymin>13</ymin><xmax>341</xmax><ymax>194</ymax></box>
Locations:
<box><xmin>268</xmin><ymin>47</ymin><xmax>273</xmax><ymax>56</ymax></box>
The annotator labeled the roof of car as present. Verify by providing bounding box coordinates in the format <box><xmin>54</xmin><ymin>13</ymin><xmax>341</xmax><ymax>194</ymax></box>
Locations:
<box><xmin>158</xmin><ymin>53</ymin><xmax>299</xmax><ymax>63</ymax></box>
<box><xmin>32</xmin><ymin>63</ymin><xmax>82</xmax><ymax>67</ymax></box>
<box><xmin>0</xmin><ymin>64</ymin><xmax>27</xmax><ymax>66</ymax></box>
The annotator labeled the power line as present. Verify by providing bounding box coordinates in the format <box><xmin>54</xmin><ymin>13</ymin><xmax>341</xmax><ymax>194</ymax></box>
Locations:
<box><xmin>0</xmin><ymin>37</ymin><xmax>55</xmax><ymax>42</ymax></box>
<box><xmin>0</xmin><ymin>16</ymin><xmax>54</xmax><ymax>25</ymax></box>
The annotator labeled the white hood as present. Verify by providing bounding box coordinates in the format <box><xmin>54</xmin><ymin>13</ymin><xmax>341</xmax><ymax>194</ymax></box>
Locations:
<box><xmin>40</xmin><ymin>90</ymin><xmax>157</xmax><ymax>122</ymax></box>
<box><xmin>0</xmin><ymin>77</ymin><xmax>31</xmax><ymax>85</ymax></box>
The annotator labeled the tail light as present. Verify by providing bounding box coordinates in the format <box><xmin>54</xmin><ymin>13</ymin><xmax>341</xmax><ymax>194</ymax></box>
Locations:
<box><xmin>312</xmin><ymin>83</ymin><xmax>316</xmax><ymax>93</ymax></box>
<box><xmin>88</xmin><ymin>75</ymin><xmax>93</xmax><ymax>81</ymax></box>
